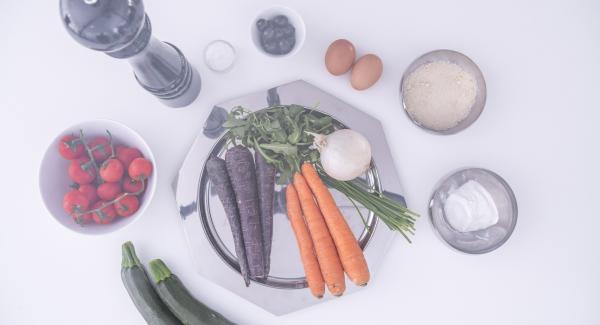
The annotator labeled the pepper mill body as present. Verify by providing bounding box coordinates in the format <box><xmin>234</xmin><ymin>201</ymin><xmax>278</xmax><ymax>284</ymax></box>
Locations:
<box><xmin>59</xmin><ymin>0</ymin><xmax>200</xmax><ymax>108</ymax></box>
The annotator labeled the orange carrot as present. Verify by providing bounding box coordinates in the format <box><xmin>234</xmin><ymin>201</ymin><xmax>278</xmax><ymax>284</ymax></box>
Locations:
<box><xmin>293</xmin><ymin>173</ymin><xmax>346</xmax><ymax>296</ymax></box>
<box><xmin>286</xmin><ymin>185</ymin><xmax>325</xmax><ymax>298</ymax></box>
<box><xmin>301</xmin><ymin>163</ymin><xmax>370</xmax><ymax>286</ymax></box>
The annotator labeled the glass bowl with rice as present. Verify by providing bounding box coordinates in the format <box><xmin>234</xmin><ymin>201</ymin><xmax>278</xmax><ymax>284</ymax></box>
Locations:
<box><xmin>400</xmin><ymin>49</ymin><xmax>487</xmax><ymax>135</ymax></box>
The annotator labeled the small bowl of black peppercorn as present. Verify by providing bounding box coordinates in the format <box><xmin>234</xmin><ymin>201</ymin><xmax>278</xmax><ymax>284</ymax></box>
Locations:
<box><xmin>251</xmin><ymin>6</ymin><xmax>306</xmax><ymax>58</ymax></box>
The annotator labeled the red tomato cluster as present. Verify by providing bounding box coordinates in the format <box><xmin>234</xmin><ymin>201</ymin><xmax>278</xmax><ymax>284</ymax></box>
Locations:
<box><xmin>58</xmin><ymin>132</ymin><xmax>153</xmax><ymax>225</ymax></box>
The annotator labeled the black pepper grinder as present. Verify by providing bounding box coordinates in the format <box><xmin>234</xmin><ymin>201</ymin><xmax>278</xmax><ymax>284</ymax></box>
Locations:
<box><xmin>59</xmin><ymin>0</ymin><xmax>201</xmax><ymax>108</ymax></box>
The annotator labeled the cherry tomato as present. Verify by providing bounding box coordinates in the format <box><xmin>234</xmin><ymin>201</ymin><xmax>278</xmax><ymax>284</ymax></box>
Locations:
<box><xmin>91</xmin><ymin>201</ymin><xmax>117</xmax><ymax>224</ymax></box>
<box><xmin>78</xmin><ymin>184</ymin><xmax>98</xmax><ymax>205</ymax></box>
<box><xmin>68</xmin><ymin>157</ymin><xmax>96</xmax><ymax>185</ymax></box>
<box><xmin>100</xmin><ymin>158</ymin><xmax>124</xmax><ymax>182</ymax></box>
<box><xmin>114</xmin><ymin>195</ymin><xmax>140</xmax><ymax>217</ymax></box>
<box><xmin>63</xmin><ymin>190</ymin><xmax>90</xmax><ymax>214</ymax></box>
<box><xmin>72</xmin><ymin>212</ymin><xmax>94</xmax><ymax>225</ymax></box>
<box><xmin>116</xmin><ymin>146</ymin><xmax>142</xmax><ymax>168</ymax></box>
<box><xmin>97</xmin><ymin>182</ymin><xmax>122</xmax><ymax>201</ymax></box>
<box><xmin>88</xmin><ymin>136</ymin><xmax>112</xmax><ymax>163</ymax></box>
<box><xmin>128</xmin><ymin>158</ymin><xmax>153</xmax><ymax>180</ymax></box>
<box><xmin>123</xmin><ymin>176</ymin><xmax>143</xmax><ymax>193</ymax></box>
<box><xmin>58</xmin><ymin>135</ymin><xmax>85</xmax><ymax>160</ymax></box>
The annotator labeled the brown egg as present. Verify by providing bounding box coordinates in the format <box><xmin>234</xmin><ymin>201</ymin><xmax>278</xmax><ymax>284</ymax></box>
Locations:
<box><xmin>350</xmin><ymin>54</ymin><xmax>383</xmax><ymax>90</ymax></box>
<box><xmin>325</xmin><ymin>39</ymin><xmax>356</xmax><ymax>76</ymax></box>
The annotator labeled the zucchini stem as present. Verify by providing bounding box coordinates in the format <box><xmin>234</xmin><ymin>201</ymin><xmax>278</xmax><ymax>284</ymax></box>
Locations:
<box><xmin>121</xmin><ymin>241</ymin><xmax>142</xmax><ymax>268</ymax></box>
<box><xmin>149</xmin><ymin>259</ymin><xmax>172</xmax><ymax>284</ymax></box>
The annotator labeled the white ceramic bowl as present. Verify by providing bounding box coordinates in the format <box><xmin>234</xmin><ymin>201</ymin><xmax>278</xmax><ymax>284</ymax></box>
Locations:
<box><xmin>39</xmin><ymin>120</ymin><xmax>157</xmax><ymax>235</ymax></box>
<box><xmin>250</xmin><ymin>6</ymin><xmax>306</xmax><ymax>58</ymax></box>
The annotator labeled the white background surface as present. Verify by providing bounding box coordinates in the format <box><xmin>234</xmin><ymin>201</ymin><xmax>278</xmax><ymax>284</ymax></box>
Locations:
<box><xmin>1</xmin><ymin>0</ymin><xmax>599</xmax><ymax>324</ymax></box>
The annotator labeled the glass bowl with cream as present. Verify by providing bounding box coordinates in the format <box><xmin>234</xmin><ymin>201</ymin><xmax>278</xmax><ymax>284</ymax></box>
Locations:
<box><xmin>400</xmin><ymin>49</ymin><xmax>486</xmax><ymax>135</ymax></box>
<box><xmin>429</xmin><ymin>168</ymin><xmax>517</xmax><ymax>254</ymax></box>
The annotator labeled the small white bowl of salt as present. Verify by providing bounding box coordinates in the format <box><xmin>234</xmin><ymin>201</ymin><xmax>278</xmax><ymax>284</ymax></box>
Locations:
<box><xmin>400</xmin><ymin>49</ymin><xmax>486</xmax><ymax>135</ymax></box>
<box><xmin>429</xmin><ymin>168</ymin><xmax>518</xmax><ymax>254</ymax></box>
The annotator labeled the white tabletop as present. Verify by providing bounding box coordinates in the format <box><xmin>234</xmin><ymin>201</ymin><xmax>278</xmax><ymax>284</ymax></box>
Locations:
<box><xmin>1</xmin><ymin>0</ymin><xmax>599</xmax><ymax>324</ymax></box>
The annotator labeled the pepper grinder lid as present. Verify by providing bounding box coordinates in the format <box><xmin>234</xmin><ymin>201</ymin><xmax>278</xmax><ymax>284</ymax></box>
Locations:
<box><xmin>59</xmin><ymin>0</ymin><xmax>146</xmax><ymax>54</ymax></box>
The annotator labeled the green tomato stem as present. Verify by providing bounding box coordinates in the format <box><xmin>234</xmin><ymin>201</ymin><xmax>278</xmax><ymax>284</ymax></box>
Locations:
<box><xmin>73</xmin><ymin>178</ymin><xmax>146</xmax><ymax>219</ymax></box>
<box><xmin>79</xmin><ymin>129</ymin><xmax>101</xmax><ymax>184</ymax></box>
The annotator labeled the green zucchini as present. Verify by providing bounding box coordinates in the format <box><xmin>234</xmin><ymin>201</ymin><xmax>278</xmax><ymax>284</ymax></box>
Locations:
<box><xmin>148</xmin><ymin>259</ymin><xmax>236</xmax><ymax>325</ymax></box>
<box><xmin>121</xmin><ymin>242</ymin><xmax>182</xmax><ymax>325</ymax></box>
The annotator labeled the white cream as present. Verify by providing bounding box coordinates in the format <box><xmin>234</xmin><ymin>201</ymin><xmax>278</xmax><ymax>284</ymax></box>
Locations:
<box><xmin>444</xmin><ymin>180</ymin><xmax>498</xmax><ymax>232</ymax></box>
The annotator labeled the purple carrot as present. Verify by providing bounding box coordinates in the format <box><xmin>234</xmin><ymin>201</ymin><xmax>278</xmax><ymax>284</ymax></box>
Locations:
<box><xmin>206</xmin><ymin>157</ymin><xmax>251</xmax><ymax>286</ymax></box>
<box><xmin>225</xmin><ymin>146</ymin><xmax>265</xmax><ymax>279</ymax></box>
<box><xmin>255</xmin><ymin>152</ymin><xmax>276</xmax><ymax>276</ymax></box>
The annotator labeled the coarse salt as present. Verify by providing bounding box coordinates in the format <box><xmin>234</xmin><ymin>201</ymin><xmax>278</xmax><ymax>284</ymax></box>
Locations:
<box><xmin>404</xmin><ymin>60</ymin><xmax>477</xmax><ymax>131</ymax></box>
<box><xmin>204</xmin><ymin>40</ymin><xmax>236</xmax><ymax>72</ymax></box>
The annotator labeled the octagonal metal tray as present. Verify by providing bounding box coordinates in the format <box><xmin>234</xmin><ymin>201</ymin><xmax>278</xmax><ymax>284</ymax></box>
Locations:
<box><xmin>174</xmin><ymin>80</ymin><xmax>406</xmax><ymax>315</ymax></box>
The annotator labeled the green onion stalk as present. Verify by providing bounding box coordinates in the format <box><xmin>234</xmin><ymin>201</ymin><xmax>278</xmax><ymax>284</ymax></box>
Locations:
<box><xmin>317</xmin><ymin>167</ymin><xmax>419</xmax><ymax>243</ymax></box>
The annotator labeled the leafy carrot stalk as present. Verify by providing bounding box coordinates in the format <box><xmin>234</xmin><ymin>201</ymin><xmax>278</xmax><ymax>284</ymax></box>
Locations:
<box><xmin>286</xmin><ymin>185</ymin><xmax>325</xmax><ymax>299</ymax></box>
<box><xmin>301</xmin><ymin>163</ymin><xmax>370</xmax><ymax>286</ymax></box>
<box><xmin>293</xmin><ymin>173</ymin><xmax>346</xmax><ymax>296</ymax></box>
